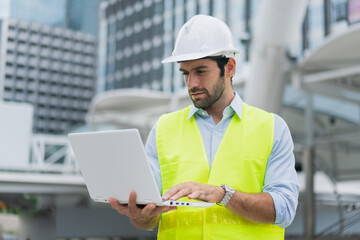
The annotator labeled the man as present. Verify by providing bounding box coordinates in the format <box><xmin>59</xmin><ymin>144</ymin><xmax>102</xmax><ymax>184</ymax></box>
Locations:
<box><xmin>109</xmin><ymin>14</ymin><xmax>299</xmax><ymax>239</ymax></box>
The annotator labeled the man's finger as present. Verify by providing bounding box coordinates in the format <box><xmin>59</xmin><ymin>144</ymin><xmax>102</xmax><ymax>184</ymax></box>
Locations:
<box><xmin>108</xmin><ymin>197</ymin><xmax>119</xmax><ymax>208</ymax></box>
<box><xmin>163</xmin><ymin>183</ymin><xmax>188</xmax><ymax>200</ymax></box>
<box><xmin>108</xmin><ymin>197</ymin><xmax>125</xmax><ymax>210</ymax></box>
<box><xmin>128</xmin><ymin>191</ymin><xmax>140</xmax><ymax>217</ymax></box>
<box><xmin>170</xmin><ymin>188</ymin><xmax>192</xmax><ymax>200</ymax></box>
<box><xmin>150</xmin><ymin>206</ymin><xmax>177</xmax><ymax>217</ymax></box>
<box><xmin>108</xmin><ymin>197</ymin><xmax>129</xmax><ymax>216</ymax></box>
<box><xmin>141</xmin><ymin>203</ymin><xmax>157</xmax><ymax>217</ymax></box>
<box><xmin>162</xmin><ymin>186</ymin><xmax>180</xmax><ymax>200</ymax></box>
<box><xmin>188</xmin><ymin>191</ymin><xmax>201</xmax><ymax>200</ymax></box>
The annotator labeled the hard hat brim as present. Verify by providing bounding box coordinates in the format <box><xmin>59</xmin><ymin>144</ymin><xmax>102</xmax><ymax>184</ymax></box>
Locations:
<box><xmin>161</xmin><ymin>49</ymin><xmax>239</xmax><ymax>63</ymax></box>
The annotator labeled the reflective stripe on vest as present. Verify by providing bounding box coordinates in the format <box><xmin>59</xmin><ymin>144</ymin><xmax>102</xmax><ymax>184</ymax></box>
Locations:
<box><xmin>156</xmin><ymin>104</ymin><xmax>285</xmax><ymax>240</ymax></box>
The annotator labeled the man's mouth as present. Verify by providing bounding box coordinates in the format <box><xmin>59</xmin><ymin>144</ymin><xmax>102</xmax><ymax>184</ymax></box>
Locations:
<box><xmin>190</xmin><ymin>92</ymin><xmax>205</xmax><ymax>97</ymax></box>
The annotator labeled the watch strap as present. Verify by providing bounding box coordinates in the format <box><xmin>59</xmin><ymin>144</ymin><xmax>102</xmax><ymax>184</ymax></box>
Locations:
<box><xmin>219</xmin><ymin>184</ymin><xmax>235</xmax><ymax>206</ymax></box>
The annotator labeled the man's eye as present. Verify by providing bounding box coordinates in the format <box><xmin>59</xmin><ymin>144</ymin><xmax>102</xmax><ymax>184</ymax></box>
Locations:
<box><xmin>197</xmin><ymin>71</ymin><xmax>206</xmax><ymax>74</ymax></box>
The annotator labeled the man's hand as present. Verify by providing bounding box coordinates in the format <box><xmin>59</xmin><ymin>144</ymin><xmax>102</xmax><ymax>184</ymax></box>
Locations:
<box><xmin>108</xmin><ymin>191</ymin><xmax>177</xmax><ymax>229</ymax></box>
<box><xmin>162</xmin><ymin>182</ymin><xmax>275</xmax><ymax>224</ymax></box>
<box><xmin>162</xmin><ymin>182</ymin><xmax>225</xmax><ymax>203</ymax></box>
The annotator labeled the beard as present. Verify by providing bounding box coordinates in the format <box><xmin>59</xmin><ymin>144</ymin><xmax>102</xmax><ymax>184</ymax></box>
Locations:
<box><xmin>188</xmin><ymin>75</ymin><xmax>226</xmax><ymax>109</ymax></box>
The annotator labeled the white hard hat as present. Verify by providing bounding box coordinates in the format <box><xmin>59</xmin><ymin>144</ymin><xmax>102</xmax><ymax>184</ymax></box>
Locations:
<box><xmin>162</xmin><ymin>14</ymin><xmax>239</xmax><ymax>63</ymax></box>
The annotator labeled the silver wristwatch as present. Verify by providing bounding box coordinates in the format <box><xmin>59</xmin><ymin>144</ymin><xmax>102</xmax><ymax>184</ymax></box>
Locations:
<box><xmin>219</xmin><ymin>184</ymin><xmax>235</xmax><ymax>206</ymax></box>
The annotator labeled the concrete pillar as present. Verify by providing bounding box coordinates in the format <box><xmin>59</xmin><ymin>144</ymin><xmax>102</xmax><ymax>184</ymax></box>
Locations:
<box><xmin>303</xmin><ymin>147</ymin><xmax>315</xmax><ymax>240</ymax></box>
<box><xmin>244</xmin><ymin>0</ymin><xmax>308</xmax><ymax>113</ymax></box>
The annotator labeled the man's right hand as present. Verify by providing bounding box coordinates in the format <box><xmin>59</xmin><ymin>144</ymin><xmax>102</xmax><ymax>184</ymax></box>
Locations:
<box><xmin>108</xmin><ymin>191</ymin><xmax>177</xmax><ymax>229</ymax></box>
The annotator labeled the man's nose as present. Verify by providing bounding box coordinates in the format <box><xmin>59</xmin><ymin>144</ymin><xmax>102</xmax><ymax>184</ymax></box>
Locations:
<box><xmin>186</xmin><ymin>73</ymin><xmax>199</xmax><ymax>88</ymax></box>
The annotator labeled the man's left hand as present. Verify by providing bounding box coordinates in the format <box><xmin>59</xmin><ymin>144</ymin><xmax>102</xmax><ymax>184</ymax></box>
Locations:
<box><xmin>162</xmin><ymin>182</ymin><xmax>225</xmax><ymax>203</ymax></box>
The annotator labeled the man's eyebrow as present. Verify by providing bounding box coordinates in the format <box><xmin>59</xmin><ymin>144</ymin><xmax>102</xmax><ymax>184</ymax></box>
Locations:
<box><xmin>179</xmin><ymin>65</ymin><xmax>208</xmax><ymax>72</ymax></box>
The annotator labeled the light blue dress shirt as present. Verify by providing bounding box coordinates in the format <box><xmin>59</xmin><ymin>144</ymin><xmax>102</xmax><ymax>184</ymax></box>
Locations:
<box><xmin>145</xmin><ymin>93</ymin><xmax>299</xmax><ymax>228</ymax></box>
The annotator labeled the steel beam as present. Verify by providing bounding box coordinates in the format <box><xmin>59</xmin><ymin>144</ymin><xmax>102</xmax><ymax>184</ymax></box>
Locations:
<box><xmin>303</xmin><ymin>65</ymin><xmax>360</xmax><ymax>84</ymax></box>
<box><xmin>0</xmin><ymin>172</ymin><xmax>86</xmax><ymax>194</ymax></box>
<box><xmin>304</xmin><ymin>92</ymin><xmax>315</xmax><ymax>240</ymax></box>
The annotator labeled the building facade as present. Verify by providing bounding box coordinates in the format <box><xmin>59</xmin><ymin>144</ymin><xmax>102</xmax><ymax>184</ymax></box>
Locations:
<box><xmin>98</xmin><ymin>0</ymin><xmax>251</xmax><ymax>93</ymax></box>
<box><xmin>0</xmin><ymin>0</ymin><xmax>99</xmax><ymax>134</ymax></box>
<box><xmin>98</xmin><ymin>0</ymin><xmax>165</xmax><ymax>93</ymax></box>
<box><xmin>0</xmin><ymin>19</ymin><xmax>97</xmax><ymax>134</ymax></box>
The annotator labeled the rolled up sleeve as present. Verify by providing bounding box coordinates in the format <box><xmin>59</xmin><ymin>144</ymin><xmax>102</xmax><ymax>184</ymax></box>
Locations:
<box><xmin>262</xmin><ymin>114</ymin><xmax>300</xmax><ymax>228</ymax></box>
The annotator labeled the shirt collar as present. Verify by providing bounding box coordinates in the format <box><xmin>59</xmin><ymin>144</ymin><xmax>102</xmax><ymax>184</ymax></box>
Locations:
<box><xmin>187</xmin><ymin>92</ymin><xmax>244</xmax><ymax>120</ymax></box>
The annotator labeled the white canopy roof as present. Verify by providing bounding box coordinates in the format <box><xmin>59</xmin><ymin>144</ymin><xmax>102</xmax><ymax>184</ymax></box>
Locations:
<box><xmin>290</xmin><ymin>24</ymin><xmax>360</xmax><ymax>182</ymax></box>
<box><xmin>293</xmin><ymin>24</ymin><xmax>360</xmax><ymax>100</ymax></box>
<box><xmin>86</xmin><ymin>88</ymin><xmax>191</xmax><ymax>133</ymax></box>
<box><xmin>298</xmin><ymin>24</ymin><xmax>360</xmax><ymax>72</ymax></box>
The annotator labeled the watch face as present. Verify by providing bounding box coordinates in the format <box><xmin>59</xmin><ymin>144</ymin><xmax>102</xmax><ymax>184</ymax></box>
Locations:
<box><xmin>224</xmin><ymin>185</ymin><xmax>234</xmax><ymax>193</ymax></box>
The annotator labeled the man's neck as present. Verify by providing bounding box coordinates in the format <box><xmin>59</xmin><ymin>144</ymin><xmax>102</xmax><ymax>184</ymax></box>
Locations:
<box><xmin>204</xmin><ymin>92</ymin><xmax>235</xmax><ymax>124</ymax></box>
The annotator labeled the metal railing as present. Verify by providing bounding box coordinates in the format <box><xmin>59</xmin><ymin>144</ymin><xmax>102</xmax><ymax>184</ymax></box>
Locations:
<box><xmin>29</xmin><ymin>134</ymin><xmax>79</xmax><ymax>174</ymax></box>
<box><xmin>0</xmin><ymin>134</ymin><xmax>79</xmax><ymax>175</ymax></box>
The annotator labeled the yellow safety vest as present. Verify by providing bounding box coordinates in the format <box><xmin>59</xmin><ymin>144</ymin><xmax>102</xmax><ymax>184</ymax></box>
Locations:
<box><xmin>156</xmin><ymin>103</ymin><xmax>285</xmax><ymax>240</ymax></box>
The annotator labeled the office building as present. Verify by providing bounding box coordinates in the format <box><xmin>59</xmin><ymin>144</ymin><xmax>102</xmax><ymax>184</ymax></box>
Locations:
<box><xmin>98</xmin><ymin>0</ymin><xmax>250</xmax><ymax>93</ymax></box>
<box><xmin>98</xmin><ymin>0</ymin><xmax>165</xmax><ymax>93</ymax></box>
<box><xmin>0</xmin><ymin>19</ymin><xmax>97</xmax><ymax>134</ymax></box>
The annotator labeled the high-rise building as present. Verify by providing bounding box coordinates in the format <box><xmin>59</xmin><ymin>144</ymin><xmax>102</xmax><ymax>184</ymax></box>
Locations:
<box><xmin>98</xmin><ymin>0</ymin><xmax>165</xmax><ymax>93</ymax></box>
<box><xmin>0</xmin><ymin>0</ymin><xmax>99</xmax><ymax>134</ymax></box>
<box><xmin>0</xmin><ymin>19</ymin><xmax>97</xmax><ymax>134</ymax></box>
<box><xmin>98</xmin><ymin>0</ymin><xmax>250</xmax><ymax>94</ymax></box>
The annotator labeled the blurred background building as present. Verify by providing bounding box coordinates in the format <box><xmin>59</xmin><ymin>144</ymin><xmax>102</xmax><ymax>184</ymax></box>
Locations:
<box><xmin>0</xmin><ymin>0</ymin><xmax>360</xmax><ymax>239</ymax></box>
<box><xmin>98</xmin><ymin>0</ymin><xmax>359</xmax><ymax>94</ymax></box>
<box><xmin>0</xmin><ymin>0</ymin><xmax>99</xmax><ymax>134</ymax></box>
<box><xmin>98</xmin><ymin>0</ymin><xmax>251</xmax><ymax>93</ymax></box>
<box><xmin>0</xmin><ymin>19</ymin><xmax>97</xmax><ymax>134</ymax></box>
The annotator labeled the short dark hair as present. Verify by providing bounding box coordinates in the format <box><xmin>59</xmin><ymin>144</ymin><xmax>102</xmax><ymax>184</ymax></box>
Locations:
<box><xmin>203</xmin><ymin>56</ymin><xmax>230</xmax><ymax>77</ymax></box>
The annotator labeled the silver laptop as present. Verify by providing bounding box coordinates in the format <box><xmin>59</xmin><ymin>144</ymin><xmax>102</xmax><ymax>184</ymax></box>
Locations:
<box><xmin>68</xmin><ymin>129</ymin><xmax>213</xmax><ymax>208</ymax></box>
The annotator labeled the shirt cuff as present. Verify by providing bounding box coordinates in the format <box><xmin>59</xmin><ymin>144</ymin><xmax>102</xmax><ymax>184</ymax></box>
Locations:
<box><xmin>267</xmin><ymin>191</ymin><xmax>288</xmax><ymax>228</ymax></box>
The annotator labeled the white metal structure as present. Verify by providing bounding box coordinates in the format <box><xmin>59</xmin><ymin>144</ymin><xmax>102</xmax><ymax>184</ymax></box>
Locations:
<box><xmin>0</xmin><ymin>134</ymin><xmax>83</xmax><ymax>194</ymax></box>
<box><xmin>30</xmin><ymin>134</ymin><xmax>79</xmax><ymax>173</ymax></box>
<box><xmin>0</xmin><ymin>101</ymin><xmax>82</xmax><ymax>194</ymax></box>
<box><xmin>291</xmin><ymin>22</ymin><xmax>360</xmax><ymax>240</ymax></box>
<box><xmin>292</xmin><ymin>24</ymin><xmax>360</xmax><ymax>102</ymax></box>
<box><xmin>244</xmin><ymin>0</ymin><xmax>308</xmax><ymax>113</ymax></box>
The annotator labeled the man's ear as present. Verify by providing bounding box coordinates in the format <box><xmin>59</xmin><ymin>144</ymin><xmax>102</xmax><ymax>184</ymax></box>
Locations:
<box><xmin>226</xmin><ymin>58</ymin><xmax>236</xmax><ymax>78</ymax></box>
